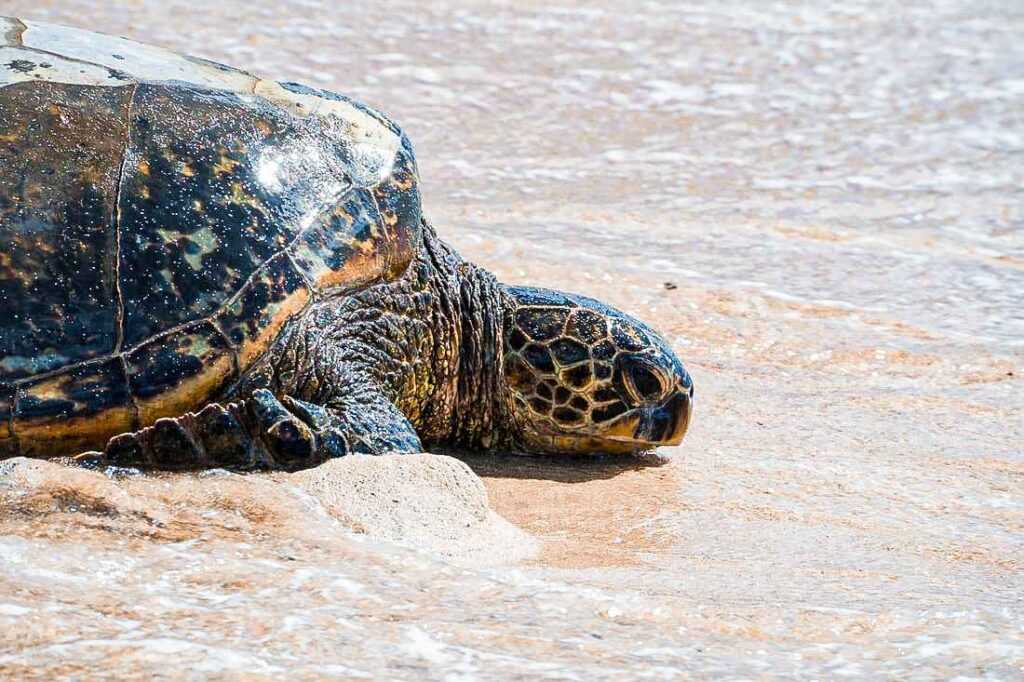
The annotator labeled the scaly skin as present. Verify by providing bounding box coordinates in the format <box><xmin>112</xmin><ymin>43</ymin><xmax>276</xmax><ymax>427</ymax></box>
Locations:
<box><xmin>237</xmin><ymin>219</ymin><xmax>509</xmax><ymax>452</ymax></box>
<box><xmin>79</xmin><ymin>221</ymin><xmax>693</xmax><ymax>471</ymax></box>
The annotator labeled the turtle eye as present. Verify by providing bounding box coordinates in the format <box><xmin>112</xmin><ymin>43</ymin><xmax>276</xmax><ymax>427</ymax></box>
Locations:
<box><xmin>620</xmin><ymin>356</ymin><xmax>669</xmax><ymax>404</ymax></box>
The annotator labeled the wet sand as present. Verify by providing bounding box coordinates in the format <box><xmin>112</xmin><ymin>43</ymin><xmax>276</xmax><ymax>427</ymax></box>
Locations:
<box><xmin>1</xmin><ymin>0</ymin><xmax>1022</xmax><ymax>678</ymax></box>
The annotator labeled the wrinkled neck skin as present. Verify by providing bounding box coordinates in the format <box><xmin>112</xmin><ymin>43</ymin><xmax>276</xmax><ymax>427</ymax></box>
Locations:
<box><xmin>240</xmin><ymin>220</ymin><xmax>514</xmax><ymax>451</ymax></box>
<box><xmin>413</xmin><ymin>220</ymin><xmax>512</xmax><ymax>449</ymax></box>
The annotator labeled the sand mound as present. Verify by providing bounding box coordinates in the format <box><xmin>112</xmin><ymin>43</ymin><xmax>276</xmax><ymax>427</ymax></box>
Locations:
<box><xmin>284</xmin><ymin>454</ymin><xmax>536</xmax><ymax>565</ymax></box>
<box><xmin>0</xmin><ymin>455</ymin><xmax>536</xmax><ymax>567</ymax></box>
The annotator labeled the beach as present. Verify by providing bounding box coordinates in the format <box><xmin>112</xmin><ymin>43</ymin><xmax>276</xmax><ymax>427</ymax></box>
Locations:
<box><xmin>1</xmin><ymin>1</ymin><xmax>1021</xmax><ymax>677</ymax></box>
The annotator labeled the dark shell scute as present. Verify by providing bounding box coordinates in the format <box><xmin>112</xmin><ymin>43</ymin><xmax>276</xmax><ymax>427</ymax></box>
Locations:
<box><xmin>593</xmin><ymin>340</ymin><xmax>616</xmax><ymax>361</ymax></box>
<box><xmin>550</xmin><ymin>338</ymin><xmax>589</xmax><ymax>366</ymax></box>
<box><xmin>522</xmin><ymin>343</ymin><xmax>556</xmax><ymax>375</ymax></box>
<box><xmin>0</xmin><ymin>81</ymin><xmax>131</xmax><ymax>381</ymax></box>
<box><xmin>125</xmin><ymin>321</ymin><xmax>234</xmax><ymax>402</ymax></box>
<box><xmin>566</xmin><ymin>309</ymin><xmax>608</xmax><ymax>344</ymax></box>
<box><xmin>593</xmin><ymin>402</ymin><xmax>628</xmax><ymax>423</ymax></box>
<box><xmin>561</xmin><ymin>364</ymin><xmax>593</xmax><ymax>389</ymax></box>
<box><xmin>215</xmin><ymin>252</ymin><xmax>309</xmax><ymax>363</ymax></box>
<box><xmin>612</xmin><ymin>319</ymin><xmax>649</xmax><ymax>352</ymax></box>
<box><xmin>528</xmin><ymin>396</ymin><xmax>552</xmax><ymax>415</ymax></box>
<box><xmin>569</xmin><ymin>395</ymin><xmax>589</xmax><ymax>411</ymax></box>
<box><xmin>552</xmin><ymin>406</ymin><xmax>584</xmax><ymax>425</ymax></box>
<box><xmin>504</xmin><ymin>355</ymin><xmax>536</xmax><ymax>393</ymax></box>
<box><xmin>14</xmin><ymin>357</ymin><xmax>131</xmax><ymax>426</ymax></box>
<box><xmin>118</xmin><ymin>84</ymin><xmax>343</xmax><ymax>348</ymax></box>
<box><xmin>507</xmin><ymin>327</ymin><xmax>529</xmax><ymax>352</ymax></box>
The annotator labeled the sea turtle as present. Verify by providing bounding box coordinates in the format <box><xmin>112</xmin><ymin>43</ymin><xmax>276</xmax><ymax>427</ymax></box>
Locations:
<box><xmin>0</xmin><ymin>18</ymin><xmax>693</xmax><ymax>470</ymax></box>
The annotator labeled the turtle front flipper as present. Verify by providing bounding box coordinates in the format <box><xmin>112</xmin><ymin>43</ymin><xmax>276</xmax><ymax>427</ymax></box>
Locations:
<box><xmin>75</xmin><ymin>390</ymin><xmax>350</xmax><ymax>472</ymax></box>
<box><xmin>75</xmin><ymin>386</ymin><xmax>425</xmax><ymax>471</ymax></box>
<box><xmin>308</xmin><ymin>390</ymin><xmax>423</xmax><ymax>456</ymax></box>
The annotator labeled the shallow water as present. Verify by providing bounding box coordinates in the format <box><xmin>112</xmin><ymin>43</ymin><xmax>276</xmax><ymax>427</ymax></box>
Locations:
<box><xmin>2</xmin><ymin>1</ymin><xmax>1023</xmax><ymax>678</ymax></box>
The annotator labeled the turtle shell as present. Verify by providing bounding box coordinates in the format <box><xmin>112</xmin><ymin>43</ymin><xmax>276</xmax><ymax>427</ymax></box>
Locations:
<box><xmin>0</xmin><ymin>18</ymin><xmax>422</xmax><ymax>456</ymax></box>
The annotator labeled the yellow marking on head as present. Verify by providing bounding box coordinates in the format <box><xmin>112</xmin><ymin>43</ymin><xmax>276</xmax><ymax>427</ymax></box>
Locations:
<box><xmin>596</xmin><ymin>414</ymin><xmax>643</xmax><ymax>441</ymax></box>
<box><xmin>138</xmin><ymin>158</ymin><xmax>150</xmax><ymax>176</ymax></box>
<box><xmin>550</xmin><ymin>434</ymin><xmax>639</xmax><ymax>455</ymax></box>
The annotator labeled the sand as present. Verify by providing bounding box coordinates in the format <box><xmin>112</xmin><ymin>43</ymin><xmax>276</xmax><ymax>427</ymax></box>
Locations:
<box><xmin>0</xmin><ymin>0</ymin><xmax>1021</xmax><ymax>678</ymax></box>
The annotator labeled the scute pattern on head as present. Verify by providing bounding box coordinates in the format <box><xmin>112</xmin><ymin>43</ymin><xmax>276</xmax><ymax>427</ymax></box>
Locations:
<box><xmin>503</xmin><ymin>287</ymin><xmax>693</xmax><ymax>453</ymax></box>
<box><xmin>504</xmin><ymin>289</ymin><xmax>627</xmax><ymax>430</ymax></box>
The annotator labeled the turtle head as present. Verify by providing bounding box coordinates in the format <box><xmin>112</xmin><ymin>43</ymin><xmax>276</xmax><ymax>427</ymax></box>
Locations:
<box><xmin>500</xmin><ymin>287</ymin><xmax>693</xmax><ymax>455</ymax></box>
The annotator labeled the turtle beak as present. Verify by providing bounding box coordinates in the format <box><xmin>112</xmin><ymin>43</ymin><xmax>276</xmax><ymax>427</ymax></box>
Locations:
<box><xmin>596</xmin><ymin>388</ymin><xmax>693</xmax><ymax>451</ymax></box>
<box><xmin>633</xmin><ymin>391</ymin><xmax>692</xmax><ymax>446</ymax></box>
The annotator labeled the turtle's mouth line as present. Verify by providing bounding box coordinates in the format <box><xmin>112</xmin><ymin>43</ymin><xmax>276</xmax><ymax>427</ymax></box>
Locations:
<box><xmin>600</xmin><ymin>434</ymin><xmax>659</xmax><ymax>445</ymax></box>
<box><xmin>595</xmin><ymin>434</ymin><xmax>673</xmax><ymax>453</ymax></box>
<box><xmin>582</xmin><ymin>392</ymin><xmax>692</xmax><ymax>448</ymax></box>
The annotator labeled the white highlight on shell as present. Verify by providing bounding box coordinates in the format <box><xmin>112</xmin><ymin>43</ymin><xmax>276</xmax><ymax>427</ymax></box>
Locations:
<box><xmin>252</xmin><ymin>143</ymin><xmax>353</xmax><ymax>225</ymax></box>
<box><xmin>255</xmin><ymin>155</ymin><xmax>282</xmax><ymax>193</ymax></box>
<box><xmin>253</xmin><ymin>80</ymin><xmax>401</xmax><ymax>187</ymax></box>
